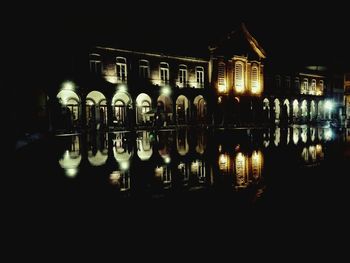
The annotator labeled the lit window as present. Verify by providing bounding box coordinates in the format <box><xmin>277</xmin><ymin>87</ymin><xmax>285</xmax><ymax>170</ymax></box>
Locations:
<box><xmin>196</xmin><ymin>66</ymin><xmax>204</xmax><ymax>87</ymax></box>
<box><xmin>311</xmin><ymin>79</ymin><xmax>316</xmax><ymax>95</ymax></box>
<box><xmin>251</xmin><ymin>65</ymin><xmax>259</xmax><ymax>93</ymax></box>
<box><xmin>139</xmin><ymin>60</ymin><xmax>150</xmax><ymax>79</ymax></box>
<box><xmin>116</xmin><ymin>57</ymin><xmax>127</xmax><ymax>82</ymax></box>
<box><xmin>178</xmin><ymin>64</ymin><xmax>187</xmax><ymax>87</ymax></box>
<box><xmin>218</xmin><ymin>62</ymin><xmax>226</xmax><ymax>92</ymax></box>
<box><xmin>160</xmin><ymin>62</ymin><xmax>169</xmax><ymax>83</ymax></box>
<box><xmin>235</xmin><ymin>61</ymin><xmax>244</xmax><ymax>92</ymax></box>
<box><xmin>89</xmin><ymin>53</ymin><xmax>101</xmax><ymax>74</ymax></box>
<box><xmin>302</xmin><ymin>78</ymin><xmax>308</xmax><ymax>94</ymax></box>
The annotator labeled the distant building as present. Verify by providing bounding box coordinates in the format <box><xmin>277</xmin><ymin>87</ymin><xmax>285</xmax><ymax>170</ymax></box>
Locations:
<box><xmin>345</xmin><ymin>72</ymin><xmax>350</xmax><ymax>126</ymax></box>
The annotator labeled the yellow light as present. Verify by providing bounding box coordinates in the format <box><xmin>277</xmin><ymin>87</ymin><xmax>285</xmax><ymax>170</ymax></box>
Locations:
<box><xmin>218</xmin><ymin>85</ymin><xmax>227</xmax><ymax>93</ymax></box>
<box><xmin>235</xmin><ymin>85</ymin><xmax>244</xmax><ymax>93</ymax></box>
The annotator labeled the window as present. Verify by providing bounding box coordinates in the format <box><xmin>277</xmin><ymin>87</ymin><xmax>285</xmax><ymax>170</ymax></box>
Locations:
<box><xmin>235</xmin><ymin>61</ymin><xmax>244</xmax><ymax>92</ymax></box>
<box><xmin>319</xmin><ymin>80</ymin><xmax>324</xmax><ymax>95</ymax></box>
<box><xmin>275</xmin><ymin>75</ymin><xmax>281</xmax><ymax>90</ymax></box>
<box><xmin>89</xmin><ymin>54</ymin><xmax>101</xmax><ymax>74</ymax></box>
<box><xmin>160</xmin><ymin>62</ymin><xmax>169</xmax><ymax>83</ymax></box>
<box><xmin>196</xmin><ymin>66</ymin><xmax>204</xmax><ymax>87</ymax></box>
<box><xmin>285</xmin><ymin>76</ymin><xmax>291</xmax><ymax>90</ymax></box>
<box><xmin>178</xmin><ymin>64</ymin><xmax>187</xmax><ymax>87</ymax></box>
<box><xmin>294</xmin><ymin>77</ymin><xmax>300</xmax><ymax>92</ymax></box>
<box><xmin>139</xmin><ymin>60</ymin><xmax>150</xmax><ymax>79</ymax></box>
<box><xmin>302</xmin><ymin>78</ymin><xmax>308</xmax><ymax>94</ymax></box>
<box><xmin>251</xmin><ymin>65</ymin><xmax>259</xmax><ymax>93</ymax></box>
<box><xmin>311</xmin><ymin>79</ymin><xmax>316</xmax><ymax>95</ymax></box>
<box><xmin>218</xmin><ymin>62</ymin><xmax>226</xmax><ymax>92</ymax></box>
<box><xmin>116</xmin><ymin>57</ymin><xmax>127</xmax><ymax>82</ymax></box>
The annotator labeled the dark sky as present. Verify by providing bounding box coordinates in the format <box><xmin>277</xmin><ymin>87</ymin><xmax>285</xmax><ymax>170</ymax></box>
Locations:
<box><xmin>20</xmin><ymin>2</ymin><xmax>350</xmax><ymax>71</ymax></box>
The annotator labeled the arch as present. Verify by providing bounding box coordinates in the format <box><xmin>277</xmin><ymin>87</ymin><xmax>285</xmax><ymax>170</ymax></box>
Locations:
<box><xmin>136</xmin><ymin>93</ymin><xmax>152</xmax><ymax>125</ymax></box>
<box><xmin>157</xmin><ymin>94</ymin><xmax>173</xmax><ymax>125</ymax></box>
<box><xmin>112</xmin><ymin>92</ymin><xmax>132</xmax><ymax>126</ymax></box>
<box><xmin>283</xmin><ymin>99</ymin><xmax>290</xmax><ymax>117</ymax></box>
<box><xmin>301</xmin><ymin>100</ymin><xmax>308</xmax><ymax>119</ymax></box>
<box><xmin>88</xmin><ymin>150</ymin><xmax>108</xmax><ymax>166</ymax></box>
<box><xmin>57</xmin><ymin>90</ymin><xmax>81</xmax><ymax>126</ymax></box>
<box><xmin>310</xmin><ymin>100</ymin><xmax>316</xmax><ymax>120</ymax></box>
<box><xmin>86</xmin><ymin>91</ymin><xmax>107</xmax><ymax>127</ymax></box>
<box><xmin>263</xmin><ymin>98</ymin><xmax>270</xmax><ymax>121</ymax></box>
<box><xmin>318</xmin><ymin>101</ymin><xmax>324</xmax><ymax>120</ymax></box>
<box><xmin>274</xmin><ymin>98</ymin><xmax>280</xmax><ymax>120</ymax></box>
<box><xmin>194</xmin><ymin>95</ymin><xmax>207</xmax><ymax>122</ymax></box>
<box><xmin>176</xmin><ymin>95</ymin><xmax>190</xmax><ymax>124</ymax></box>
<box><xmin>293</xmin><ymin>99</ymin><xmax>299</xmax><ymax>119</ymax></box>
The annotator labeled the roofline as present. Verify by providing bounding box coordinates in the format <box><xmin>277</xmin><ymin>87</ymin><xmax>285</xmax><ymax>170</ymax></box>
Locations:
<box><xmin>241</xmin><ymin>23</ymin><xmax>267</xmax><ymax>59</ymax></box>
<box><xmin>95</xmin><ymin>46</ymin><xmax>209</xmax><ymax>63</ymax></box>
<box><xmin>299</xmin><ymin>72</ymin><xmax>326</xmax><ymax>78</ymax></box>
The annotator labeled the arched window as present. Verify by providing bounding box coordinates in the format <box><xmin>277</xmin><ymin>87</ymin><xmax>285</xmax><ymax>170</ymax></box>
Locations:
<box><xmin>251</xmin><ymin>65</ymin><xmax>259</xmax><ymax>93</ymax></box>
<box><xmin>218</xmin><ymin>62</ymin><xmax>226</xmax><ymax>92</ymax></box>
<box><xmin>311</xmin><ymin>79</ymin><xmax>316</xmax><ymax>95</ymax></box>
<box><xmin>235</xmin><ymin>61</ymin><xmax>244</xmax><ymax>92</ymax></box>
<box><xmin>302</xmin><ymin>78</ymin><xmax>308</xmax><ymax>94</ymax></box>
<box><xmin>318</xmin><ymin>80</ymin><xmax>324</xmax><ymax>95</ymax></box>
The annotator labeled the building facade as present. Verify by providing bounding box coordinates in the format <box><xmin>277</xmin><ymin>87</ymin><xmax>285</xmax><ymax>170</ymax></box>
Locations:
<box><xmin>345</xmin><ymin>72</ymin><xmax>350</xmax><ymax>126</ymax></box>
<box><xmin>49</xmin><ymin>24</ymin><xmax>339</xmax><ymax>132</ymax></box>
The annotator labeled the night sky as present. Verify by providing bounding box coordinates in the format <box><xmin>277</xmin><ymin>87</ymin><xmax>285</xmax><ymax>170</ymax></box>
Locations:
<box><xmin>17</xmin><ymin>2</ymin><xmax>350</xmax><ymax>76</ymax></box>
<box><xmin>53</xmin><ymin>3</ymin><xmax>349</xmax><ymax>69</ymax></box>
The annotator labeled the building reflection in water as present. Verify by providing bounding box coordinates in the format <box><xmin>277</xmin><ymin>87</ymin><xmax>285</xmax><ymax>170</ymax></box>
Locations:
<box><xmin>58</xmin><ymin>135</ymin><xmax>81</xmax><ymax>178</ymax></box>
<box><xmin>87</xmin><ymin>133</ymin><xmax>108</xmax><ymax>166</ymax></box>
<box><xmin>55</xmin><ymin>126</ymin><xmax>337</xmax><ymax>197</ymax></box>
<box><xmin>137</xmin><ymin>131</ymin><xmax>153</xmax><ymax>161</ymax></box>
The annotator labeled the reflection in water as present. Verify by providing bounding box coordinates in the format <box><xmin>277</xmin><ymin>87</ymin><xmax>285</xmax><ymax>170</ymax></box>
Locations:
<box><xmin>137</xmin><ymin>131</ymin><xmax>153</xmax><ymax>161</ymax></box>
<box><xmin>58</xmin><ymin>135</ymin><xmax>81</xmax><ymax>178</ymax></box>
<box><xmin>301</xmin><ymin>144</ymin><xmax>324</xmax><ymax>165</ymax></box>
<box><xmin>87</xmin><ymin>133</ymin><xmax>108</xmax><ymax>166</ymax></box>
<box><xmin>55</xmin><ymin>127</ymin><xmax>339</xmax><ymax>199</ymax></box>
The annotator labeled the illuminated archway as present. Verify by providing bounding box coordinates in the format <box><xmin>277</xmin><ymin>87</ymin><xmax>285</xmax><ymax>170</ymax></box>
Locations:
<box><xmin>274</xmin><ymin>98</ymin><xmax>280</xmax><ymax>120</ymax></box>
<box><xmin>58</xmin><ymin>135</ymin><xmax>81</xmax><ymax>178</ymax></box>
<box><xmin>310</xmin><ymin>100</ymin><xmax>316</xmax><ymax>120</ymax></box>
<box><xmin>86</xmin><ymin>91</ymin><xmax>107</xmax><ymax>127</ymax></box>
<box><xmin>293</xmin><ymin>99</ymin><xmax>299</xmax><ymax>119</ymax></box>
<box><xmin>176</xmin><ymin>95</ymin><xmax>190</xmax><ymax>124</ymax></box>
<box><xmin>57</xmin><ymin>90</ymin><xmax>81</xmax><ymax>127</ymax></box>
<box><xmin>301</xmin><ymin>100</ymin><xmax>308</xmax><ymax>120</ymax></box>
<box><xmin>263</xmin><ymin>98</ymin><xmax>270</xmax><ymax>120</ymax></box>
<box><xmin>136</xmin><ymin>93</ymin><xmax>152</xmax><ymax>125</ymax></box>
<box><xmin>157</xmin><ymin>94</ymin><xmax>173</xmax><ymax>125</ymax></box>
<box><xmin>283</xmin><ymin>99</ymin><xmax>290</xmax><ymax>118</ymax></box>
<box><xmin>137</xmin><ymin>131</ymin><xmax>153</xmax><ymax>161</ymax></box>
<box><xmin>112</xmin><ymin>92</ymin><xmax>132</xmax><ymax>126</ymax></box>
<box><xmin>318</xmin><ymin>101</ymin><xmax>324</xmax><ymax>120</ymax></box>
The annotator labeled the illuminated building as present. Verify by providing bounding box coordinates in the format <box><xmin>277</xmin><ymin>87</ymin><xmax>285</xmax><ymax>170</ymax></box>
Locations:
<box><xmin>344</xmin><ymin>72</ymin><xmax>350</xmax><ymax>127</ymax></box>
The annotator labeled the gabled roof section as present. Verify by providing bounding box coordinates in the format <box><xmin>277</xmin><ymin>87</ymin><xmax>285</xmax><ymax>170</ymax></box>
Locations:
<box><xmin>241</xmin><ymin>23</ymin><xmax>266</xmax><ymax>59</ymax></box>
<box><xmin>209</xmin><ymin>23</ymin><xmax>267</xmax><ymax>59</ymax></box>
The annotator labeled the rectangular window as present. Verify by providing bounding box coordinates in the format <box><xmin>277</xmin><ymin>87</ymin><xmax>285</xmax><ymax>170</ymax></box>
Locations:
<box><xmin>116</xmin><ymin>57</ymin><xmax>127</xmax><ymax>82</ymax></box>
<box><xmin>196</xmin><ymin>66</ymin><xmax>204</xmax><ymax>87</ymax></box>
<box><xmin>178</xmin><ymin>65</ymin><xmax>187</xmax><ymax>87</ymax></box>
<box><xmin>139</xmin><ymin>60</ymin><xmax>150</xmax><ymax>79</ymax></box>
<box><xmin>90</xmin><ymin>61</ymin><xmax>101</xmax><ymax>74</ymax></box>
<box><xmin>160</xmin><ymin>62</ymin><xmax>169</xmax><ymax>83</ymax></box>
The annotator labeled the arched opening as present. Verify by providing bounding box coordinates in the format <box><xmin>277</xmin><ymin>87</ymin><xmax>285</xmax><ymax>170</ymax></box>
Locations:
<box><xmin>194</xmin><ymin>95</ymin><xmax>207</xmax><ymax>123</ymax></box>
<box><xmin>86</xmin><ymin>91</ymin><xmax>107</xmax><ymax>128</ymax></box>
<box><xmin>57</xmin><ymin>90</ymin><xmax>81</xmax><ymax>129</ymax></box>
<box><xmin>301</xmin><ymin>100</ymin><xmax>308</xmax><ymax>121</ymax></box>
<box><xmin>176</xmin><ymin>95</ymin><xmax>190</xmax><ymax>124</ymax></box>
<box><xmin>156</xmin><ymin>95</ymin><xmax>173</xmax><ymax>126</ymax></box>
<box><xmin>318</xmin><ymin>101</ymin><xmax>324</xmax><ymax>120</ymax></box>
<box><xmin>136</xmin><ymin>93</ymin><xmax>152</xmax><ymax>125</ymax></box>
<box><xmin>263</xmin><ymin>98</ymin><xmax>270</xmax><ymax>121</ymax></box>
<box><xmin>112</xmin><ymin>92</ymin><xmax>132</xmax><ymax>126</ymax></box>
<box><xmin>310</xmin><ymin>100</ymin><xmax>316</xmax><ymax>121</ymax></box>
<box><xmin>293</xmin><ymin>99</ymin><xmax>299</xmax><ymax>120</ymax></box>
<box><xmin>274</xmin><ymin>98</ymin><xmax>280</xmax><ymax>120</ymax></box>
